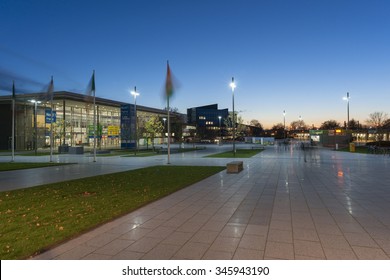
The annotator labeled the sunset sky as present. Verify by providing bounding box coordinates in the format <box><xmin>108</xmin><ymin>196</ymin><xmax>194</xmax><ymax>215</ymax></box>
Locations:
<box><xmin>1</xmin><ymin>0</ymin><xmax>389</xmax><ymax>128</ymax></box>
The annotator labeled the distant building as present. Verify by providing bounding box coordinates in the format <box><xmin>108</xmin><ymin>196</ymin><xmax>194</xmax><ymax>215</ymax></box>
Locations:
<box><xmin>187</xmin><ymin>104</ymin><xmax>228</xmax><ymax>141</ymax></box>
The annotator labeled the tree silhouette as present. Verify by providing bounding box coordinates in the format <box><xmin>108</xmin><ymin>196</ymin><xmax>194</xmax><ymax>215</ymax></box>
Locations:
<box><xmin>366</xmin><ymin>112</ymin><xmax>389</xmax><ymax>128</ymax></box>
<box><xmin>319</xmin><ymin>120</ymin><xmax>340</xmax><ymax>130</ymax></box>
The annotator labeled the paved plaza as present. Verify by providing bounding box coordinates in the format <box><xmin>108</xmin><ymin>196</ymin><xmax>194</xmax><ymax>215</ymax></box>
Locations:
<box><xmin>1</xmin><ymin>144</ymin><xmax>390</xmax><ymax>259</ymax></box>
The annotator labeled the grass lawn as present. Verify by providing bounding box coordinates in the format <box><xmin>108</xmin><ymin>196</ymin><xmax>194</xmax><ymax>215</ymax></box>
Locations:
<box><xmin>18</xmin><ymin>152</ymin><xmax>60</xmax><ymax>156</ymax></box>
<box><xmin>0</xmin><ymin>165</ymin><xmax>225</xmax><ymax>259</ymax></box>
<box><xmin>91</xmin><ymin>150</ymin><xmax>157</xmax><ymax>157</ymax></box>
<box><xmin>0</xmin><ymin>162</ymin><xmax>73</xmax><ymax>172</ymax></box>
<box><xmin>337</xmin><ymin>146</ymin><xmax>369</xmax><ymax>154</ymax></box>
<box><xmin>121</xmin><ymin>147</ymin><xmax>205</xmax><ymax>157</ymax></box>
<box><xmin>120</xmin><ymin>150</ymin><xmax>159</xmax><ymax>157</ymax></box>
<box><xmin>205</xmin><ymin>148</ymin><xmax>264</xmax><ymax>158</ymax></box>
<box><xmin>122</xmin><ymin>152</ymin><xmax>159</xmax><ymax>157</ymax></box>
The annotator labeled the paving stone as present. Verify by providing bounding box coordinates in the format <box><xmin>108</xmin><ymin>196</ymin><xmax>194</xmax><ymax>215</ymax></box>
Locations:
<box><xmin>264</xmin><ymin>241</ymin><xmax>294</xmax><ymax>260</ymax></box>
<box><xmin>26</xmin><ymin>147</ymin><xmax>390</xmax><ymax>260</ymax></box>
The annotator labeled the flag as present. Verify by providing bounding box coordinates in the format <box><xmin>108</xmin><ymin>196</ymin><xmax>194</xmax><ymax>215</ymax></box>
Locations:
<box><xmin>47</xmin><ymin>76</ymin><xmax>54</xmax><ymax>101</ymax></box>
<box><xmin>40</xmin><ymin>76</ymin><xmax>54</xmax><ymax>102</ymax></box>
<box><xmin>87</xmin><ymin>70</ymin><xmax>95</xmax><ymax>94</ymax></box>
<box><xmin>85</xmin><ymin>70</ymin><xmax>95</xmax><ymax>103</ymax></box>
<box><xmin>165</xmin><ymin>61</ymin><xmax>174</xmax><ymax>99</ymax></box>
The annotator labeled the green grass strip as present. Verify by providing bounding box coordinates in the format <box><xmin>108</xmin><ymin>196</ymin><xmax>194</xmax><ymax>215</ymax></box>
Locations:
<box><xmin>337</xmin><ymin>146</ymin><xmax>370</xmax><ymax>154</ymax></box>
<box><xmin>0</xmin><ymin>162</ymin><xmax>73</xmax><ymax>172</ymax></box>
<box><xmin>120</xmin><ymin>150</ymin><xmax>159</xmax><ymax>157</ymax></box>
<box><xmin>18</xmin><ymin>152</ymin><xmax>60</xmax><ymax>156</ymax></box>
<box><xmin>205</xmin><ymin>148</ymin><xmax>264</xmax><ymax>158</ymax></box>
<box><xmin>0</xmin><ymin>165</ymin><xmax>225</xmax><ymax>259</ymax></box>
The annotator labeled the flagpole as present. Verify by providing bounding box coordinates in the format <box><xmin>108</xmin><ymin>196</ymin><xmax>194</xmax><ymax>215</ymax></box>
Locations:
<box><xmin>50</xmin><ymin>76</ymin><xmax>54</xmax><ymax>162</ymax></box>
<box><xmin>167</xmin><ymin>95</ymin><xmax>171</xmax><ymax>164</ymax></box>
<box><xmin>92</xmin><ymin>70</ymin><xmax>97</xmax><ymax>162</ymax></box>
<box><xmin>11</xmin><ymin>81</ymin><xmax>15</xmax><ymax>162</ymax></box>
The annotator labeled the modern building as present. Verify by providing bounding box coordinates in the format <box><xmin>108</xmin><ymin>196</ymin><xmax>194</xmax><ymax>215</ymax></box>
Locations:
<box><xmin>309</xmin><ymin>129</ymin><xmax>352</xmax><ymax>148</ymax></box>
<box><xmin>186</xmin><ymin>104</ymin><xmax>228</xmax><ymax>141</ymax></box>
<box><xmin>0</xmin><ymin>91</ymin><xmax>184</xmax><ymax>151</ymax></box>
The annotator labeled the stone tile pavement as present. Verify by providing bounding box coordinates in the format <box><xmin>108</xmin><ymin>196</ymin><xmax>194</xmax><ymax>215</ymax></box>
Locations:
<box><xmin>3</xmin><ymin>144</ymin><xmax>390</xmax><ymax>260</ymax></box>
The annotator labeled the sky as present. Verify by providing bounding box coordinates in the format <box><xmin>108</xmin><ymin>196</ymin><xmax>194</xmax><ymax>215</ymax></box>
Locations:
<box><xmin>0</xmin><ymin>0</ymin><xmax>389</xmax><ymax>128</ymax></box>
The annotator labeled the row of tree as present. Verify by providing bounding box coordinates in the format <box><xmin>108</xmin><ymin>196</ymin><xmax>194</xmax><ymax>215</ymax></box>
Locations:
<box><xmin>193</xmin><ymin>111</ymin><xmax>390</xmax><ymax>141</ymax></box>
<box><xmin>136</xmin><ymin>110</ymin><xmax>390</xmax><ymax>144</ymax></box>
<box><xmin>249</xmin><ymin>111</ymin><xmax>390</xmax><ymax>132</ymax></box>
<box><xmin>309</xmin><ymin>111</ymin><xmax>390</xmax><ymax>130</ymax></box>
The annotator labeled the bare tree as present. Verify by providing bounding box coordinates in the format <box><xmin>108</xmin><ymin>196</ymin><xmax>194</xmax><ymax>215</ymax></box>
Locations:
<box><xmin>319</xmin><ymin>120</ymin><xmax>340</xmax><ymax>130</ymax></box>
<box><xmin>224</xmin><ymin>112</ymin><xmax>246</xmax><ymax>138</ymax></box>
<box><xmin>271</xmin><ymin>123</ymin><xmax>285</xmax><ymax>131</ymax></box>
<box><xmin>290</xmin><ymin>119</ymin><xmax>307</xmax><ymax>130</ymax></box>
<box><xmin>366</xmin><ymin>112</ymin><xmax>389</xmax><ymax>128</ymax></box>
<box><xmin>250</xmin><ymin>119</ymin><xmax>263</xmax><ymax>129</ymax></box>
<box><xmin>348</xmin><ymin>118</ymin><xmax>360</xmax><ymax>130</ymax></box>
<box><xmin>271</xmin><ymin>123</ymin><xmax>285</xmax><ymax>139</ymax></box>
<box><xmin>383</xmin><ymin>119</ymin><xmax>390</xmax><ymax>129</ymax></box>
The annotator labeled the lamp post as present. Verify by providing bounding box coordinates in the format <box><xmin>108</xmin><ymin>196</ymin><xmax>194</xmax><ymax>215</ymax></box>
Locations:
<box><xmin>343</xmin><ymin>92</ymin><xmax>350</xmax><ymax>130</ymax></box>
<box><xmin>218</xmin><ymin>115</ymin><xmax>222</xmax><ymax>145</ymax></box>
<box><xmin>299</xmin><ymin>115</ymin><xmax>302</xmax><ymax>130</ymax></box>
<box><xmin>230</xmin><ymin>77</ymin><xmax>236</xmax><ymax>156</ymax></box>
<box><xmin>283</xmin><ymin>110</ymin><xmax>286</xmax><ymax>139</ymax></box>
<box><xmin>163</xmin><ymin>117</ymin><xmax>167</xmax><ymax>143</ymax></box>
<box><xmin>130</xmin><ymin>87</ymin><xmax>139</xmax><ymax>154</ymax></box>
<box><xmin>29</xmin><ymin>99</ymin><xmax>42</xmax><ymax>155</ymax></box>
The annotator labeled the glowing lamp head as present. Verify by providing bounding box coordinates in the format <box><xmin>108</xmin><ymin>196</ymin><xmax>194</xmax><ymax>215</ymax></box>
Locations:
<box><xmin>229</xmin><ymin>77</ymin><xmax>236</xmax><ymax>91</ymax></box>
<box><xmin>130</xmin><ymin>86</ymin><xmax>139</xmax><ymax>98</ymax></box>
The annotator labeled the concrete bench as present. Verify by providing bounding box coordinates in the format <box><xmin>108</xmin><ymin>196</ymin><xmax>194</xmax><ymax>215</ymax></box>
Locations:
<box><xmin>227</xmin><ymin>161</ymin><xmax>243</xmax><ymax>173</ymax></box>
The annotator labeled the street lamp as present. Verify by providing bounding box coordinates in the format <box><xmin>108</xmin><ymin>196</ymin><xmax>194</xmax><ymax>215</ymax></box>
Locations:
<box><xmin>343</xmin><ymin>92</ymin><xmax>350</xmax><ymax>130</ymax></box>
<box><xmin>130</xmin><ymin>87</ymin><xmax>140</xmax><ymax>153</ymax></box>
<box><xmin>230</xmin><ymin>77</ymin><xmax>236</xmax><ymax>156</ymax></box>
<box><xmin>29</xmin><ymin>99</ymin><xmax>42</xmax><ymax>155</ymax></box>
<box><xmin>299</xmin><ymin>115</ymin><xmax>302</xmax><ymax>129</ymax></box>
<box><xmin>283</xmin><ymin>110</ymin><xmax>286</xmax><ymax>138</ymax></box>
<box><xmin>163</xmin><ymin>117</ymin><xmax>167</xmax><ymax>143</ymax></box>
<box><xmin>218</xmin><ymin>115</ymin><xmax>222</xmax><ymax>145</ymax></box>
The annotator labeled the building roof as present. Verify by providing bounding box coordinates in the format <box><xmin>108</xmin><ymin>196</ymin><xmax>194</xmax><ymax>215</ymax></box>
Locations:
<box><xmin>187</xmin><ymin>104</ymin><xmax>219</xmax><ymax>110</ymax></box>
<box><xmin>0</xmin><ymin>91</ymin><xmax>185</xmax><ymax>118</ymax></box>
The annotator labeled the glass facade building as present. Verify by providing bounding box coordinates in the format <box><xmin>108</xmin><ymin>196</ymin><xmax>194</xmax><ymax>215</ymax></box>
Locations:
<box><xmin>0</xmin><ymin>91</ymin><xmax>183</xmax><ymax>151</ymax></box>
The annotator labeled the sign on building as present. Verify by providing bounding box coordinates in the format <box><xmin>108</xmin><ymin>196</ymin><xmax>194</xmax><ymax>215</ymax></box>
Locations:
<box><xmin>108</xmin><ymin>126</ymin><xmax>120</xmax><ymax>137</ymax></box>
<box><xmin>120</xmin><ymin>104</ymin><xmax>136</xmax><ymax>148</ymax></box>
<box><xmin>45</xmin><ymin>109</ymin><xmax>56</xmax><ymax>123</ymax></box>
<box><xmin>88</xmin><ymin>124</ymin><xmax>102</xmax><ymax>138</ymax></box>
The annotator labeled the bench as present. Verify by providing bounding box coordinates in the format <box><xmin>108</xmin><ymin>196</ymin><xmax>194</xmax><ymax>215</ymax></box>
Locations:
<box><xmin>226</xmin><ymin>161</ymin><xmax>243</xmax><ymax>173</ymax></box>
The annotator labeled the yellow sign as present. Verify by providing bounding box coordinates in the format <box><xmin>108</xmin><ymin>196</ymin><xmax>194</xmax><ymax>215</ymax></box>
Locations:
<box><xmin>108</xmin><ymin>126</ymin><xmax>119</xmax><ymax>136</ymax></box>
